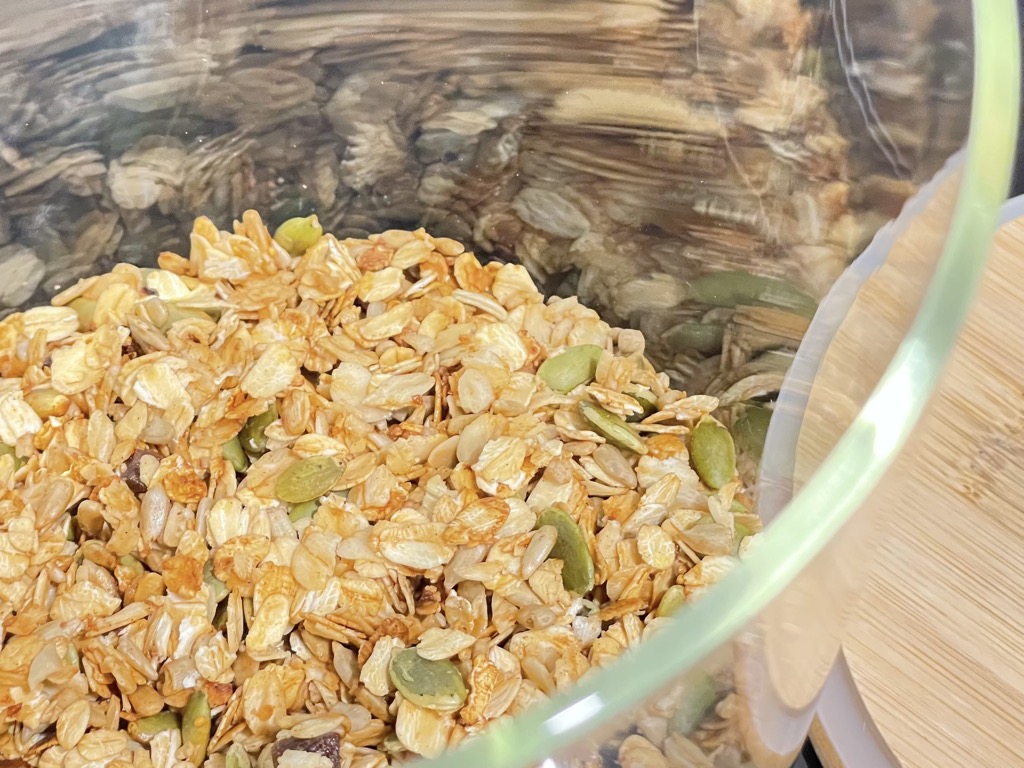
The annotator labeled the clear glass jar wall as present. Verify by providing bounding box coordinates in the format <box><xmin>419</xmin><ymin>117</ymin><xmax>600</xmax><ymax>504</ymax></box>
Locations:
<box><xmin>0</xmin><ymin>1</ymin><xmax>1016</xmax><ymax>768</ymax></box>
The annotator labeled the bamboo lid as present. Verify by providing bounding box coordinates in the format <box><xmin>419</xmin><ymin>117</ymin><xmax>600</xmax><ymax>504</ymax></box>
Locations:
<box><xmin>811</xmin><ymin>206</ymin><xmax>1024</xmax><ymax>768</ymax></box>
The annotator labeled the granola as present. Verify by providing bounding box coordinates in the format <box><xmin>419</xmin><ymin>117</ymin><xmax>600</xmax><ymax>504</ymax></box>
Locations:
<box><xmin>0</xmin><ymin>212</ymin><xmax>763</xmax><ymax>767</ymax></box>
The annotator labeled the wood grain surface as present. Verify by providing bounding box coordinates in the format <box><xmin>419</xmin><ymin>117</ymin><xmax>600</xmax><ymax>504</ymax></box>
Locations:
<box><xmin>812</xmin><ymin>214</ymin><xmax>1024</xmax><ymax>767</ymax></box>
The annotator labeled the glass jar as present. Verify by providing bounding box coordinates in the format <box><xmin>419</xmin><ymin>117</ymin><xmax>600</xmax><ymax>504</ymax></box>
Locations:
<box><xmin>0</xmin><ymin>1</ymin><xmax>1017</xmax><ymax>767</ymax></box>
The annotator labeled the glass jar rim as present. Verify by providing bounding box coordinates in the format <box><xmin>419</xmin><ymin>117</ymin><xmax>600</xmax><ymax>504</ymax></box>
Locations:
<box><xmin>423</xmin><ymin>2</ymin><xmax>1021</xmax><ymax>766</ymax></box>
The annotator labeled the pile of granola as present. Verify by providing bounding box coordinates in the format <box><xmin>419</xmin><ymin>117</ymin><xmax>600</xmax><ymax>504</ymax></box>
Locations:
<box><xmin>0</xmin><ymin>212</ymin><xmax>760</xmax><ymax>768</ymax></box>
<box><xmin>0</xmin><ymin>0</ymin><xmax>973</xmax><ymax>404</ymax></box>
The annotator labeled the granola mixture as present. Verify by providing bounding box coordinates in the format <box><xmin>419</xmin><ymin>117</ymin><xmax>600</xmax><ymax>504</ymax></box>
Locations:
<box><xmin>0</xmin><ymin>212</ymin><xmax>762</xmax><ymax>768</ymax></box>
<box><xmin>0</xmin><ymin>0</ymin><xmax>972</xmax><ymax>406</ymax></box>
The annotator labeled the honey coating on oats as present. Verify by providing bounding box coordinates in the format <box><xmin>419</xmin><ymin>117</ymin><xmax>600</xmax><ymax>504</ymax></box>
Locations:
<box><xmin>0</xmin><ymin>212</ymin><xmax>763</xmax><ymax>767</ymax></box>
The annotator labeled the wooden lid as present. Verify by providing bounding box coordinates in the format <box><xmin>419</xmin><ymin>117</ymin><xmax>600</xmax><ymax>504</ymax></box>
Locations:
<box><xmin>812</xmin><ymin>209</ymin><xmax>1024</xmax><ymax>768</ymax></box>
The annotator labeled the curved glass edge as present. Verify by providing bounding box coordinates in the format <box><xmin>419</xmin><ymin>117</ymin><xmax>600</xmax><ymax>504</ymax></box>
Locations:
<box><xmin>425</xmin><ymin>1</ymin><xmax>1021</xmax><ymax>765</ymax></box>
<box><xmin>811</xmin><ymin>651</ymin><xmax>901</xmax><ymax>767</ymax></box>
<box><xmin>756</xmin><ymin>147</ymin><xmax>967</xmax><ymax>528</ymax></box>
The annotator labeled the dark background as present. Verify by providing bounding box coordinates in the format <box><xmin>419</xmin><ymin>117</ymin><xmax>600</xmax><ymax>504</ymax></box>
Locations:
<box><xmin>1011</xmin><ymin>0</ymin><xmax>1024</xmax><ymax>196</ymax></box>
<box><xmin>797</xmin><ymin>743</ymin><xmax>823</xmax><ymax>768</ymax></box>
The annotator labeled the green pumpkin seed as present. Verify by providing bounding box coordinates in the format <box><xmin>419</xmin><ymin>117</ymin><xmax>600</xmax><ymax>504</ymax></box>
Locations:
<box><xmin>578</xmin><ymin>401</ymin><xmax>647</xmax><ymax>455</ymax></box>
<box><xmin>274</xmin><ymin>215</ymin><xmax>323</xmax><ymax>257</ymax></box>
<box><xmin>161</xmin><ymin>304</ymin><xmax>212</xmax><ymax>332</ymax></box>
<box><xmin>733</xmin><ymin>404</ymin><xmax>771</xmax><ymax>459</ymax></box>
<box><xmin>536</xmin><ymin>508</ymin><xmax>594</xmax><ymax>594</ymax></box>
<box><xmin>181</xmin><ymin>690</ymin><xmax>211</xmax><ymax>766</ymax></box>
<box><xmin>668</xmin><ymin>673</ymin><xmax>719</xmax><ymax>735</ymax></box>
<box><xmin>65</xmin><ymin>643</ymin><xmax>79</xmax><ymax>669</ymax></box>
<box><xmin>625</xmin><ymin>389</ymin><xmax>658</xmax><ymax>423</ymax></box>
<box><xmin>222</xmin><ymin>436</ymin><xmax>250</xmax><ymax>473</ymax></box>
<box><xmin>130</xmin><ymin>711</ymin><xmax>180</xmax><ymax>740</ymax></box>
<box><xmin>686</xmin><ymin>271</ymin><xmax>818</xmax><ymax>318</ymax></box>
<box><xmin>288</xmin><ymin>499</ymin><xmax>319</xmax><ymax>524</ymax></box>
<box><xmin>537</xmin><ymin>345</ymin><xmax>603</xmax><ymax>393</ymax></box>
<box><xmin>275</xmin><ymin>457</ymin><xmax>344</xmax><ymax>504</ymax></box>
<box><xmin>225</xmin><ymin>743</ymin><xmax>251</xmax><ymax>768</ymax></box>
<box><xmin>119</xmin><ymin>555</ymin><xmax>145</xmax><ymax>577</ymax></box>
<box><xmin>203</xmin><ymin>560</ymin><xmax>229</xmax><ymax>603</ymax></box>
<box><xmin>661</xmin><ymin>322</ymin><xmax>725</xmax><ymax>355</ymax></box>
<box><xmin>655</xmin><ymin>585</ymin><xmax>687</xmax><ymax>618</ymax></box>
<box><xmin>382</xmin><ymin>733</ymin><xmax>404</xmax><ymax>755</ymax></box>
<box><xmin>388</xmin><ymin>648</ymin><xmax>468</xmax><ymax>712</ymax></box>
<box><xmin>212</xmin><ymin>601</ymin><xmax>228</xmax><ymax>631</ymax></box>
<box><xmin>800</xmin><ymin>46</ymin><xmax>823</xmax><ymax>77</ymax></box>
<box><xmin>735</xmin><ymin>522</ymin><xmax>753</xmax><ymax>540</ymax></box>
<box><xmin>69</xmin><ymin>297</ymin><xmax>97</xmax><ymax>330</ymax></box>
<box><xmin>0</xmin><ymin>442</ymin><xmax>24</xmax><ymax>469</ymax></box>
<box><xmin>239</xmin><ymin>405</ymin><xmax>278</xmax><ymax>456</ymax></box>
<box><xmin>690</xmin><ymin>418</ymin><xmax>736</xmax><ymax>490</ymax></box>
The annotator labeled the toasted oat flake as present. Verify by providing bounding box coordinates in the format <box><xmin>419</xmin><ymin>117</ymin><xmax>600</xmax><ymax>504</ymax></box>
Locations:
<box><xmin>0</xmin><ymin>213</ymin><xmax>761</xmax><ymax>768</ymax></box>
<box><xmin>415</xmin><ymin>628</ymin><xmax>476</xmax><ymax>661</ymax></box>
<box><xmin>241</xmin><ymin>343</ymin><xmax>299</xmax><ymax>398</ymax></box>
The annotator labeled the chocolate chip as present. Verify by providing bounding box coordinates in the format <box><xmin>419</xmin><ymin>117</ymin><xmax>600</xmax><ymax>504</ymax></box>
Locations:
<box><xmin>122</xmin><ymin>339</ymin><xmax>145</xmax><ymax>360</ymax></box>
<box><xmin>121</xmin><ymin>449</ymin><xmax>158</xmax><ymax>495</ymax></box>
